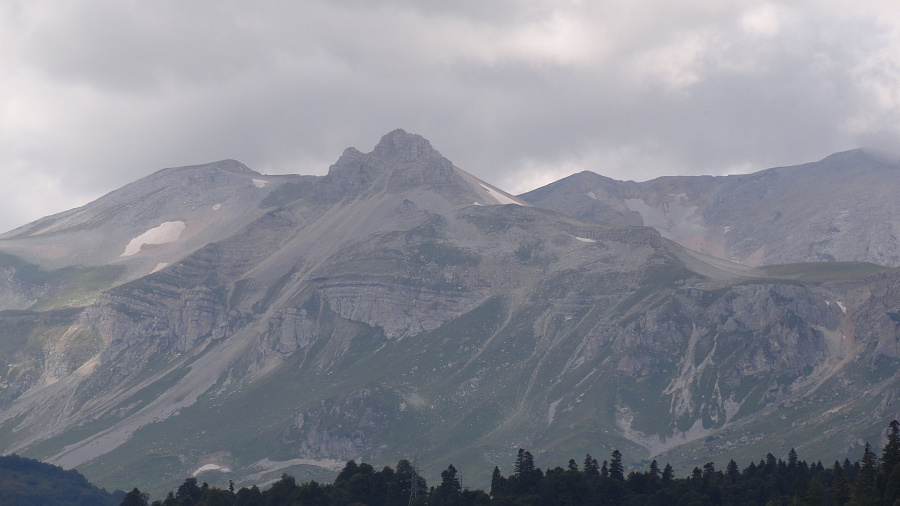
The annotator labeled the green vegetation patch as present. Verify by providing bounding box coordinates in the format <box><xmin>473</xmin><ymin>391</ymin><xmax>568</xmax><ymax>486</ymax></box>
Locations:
<box><xmin>0</xmin><ymin>252</ymin><xmax>126</xmax><ymax>310</ymax></box>
<box><xmin>757</xmin><ymin>261</ymin><xmax>889</xmax><ymax>283</ymax></box>
<box><xmin>613</xmin><ymin>263</ymin><xmax>694</xmax><ymax>318</ymax></box>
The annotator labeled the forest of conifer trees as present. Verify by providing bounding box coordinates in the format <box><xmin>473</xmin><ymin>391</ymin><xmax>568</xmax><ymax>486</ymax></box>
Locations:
<box><xmin>116</xmin><ymin>420</ymin><xmax>900</xmax><ymax>505</ymax></box>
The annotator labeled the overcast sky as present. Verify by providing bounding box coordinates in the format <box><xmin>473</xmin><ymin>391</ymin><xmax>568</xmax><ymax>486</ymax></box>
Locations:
<box><xmin>2</xmin><ymin>1</ymin><xmax>899</xmax><ymax>233</ymax></box>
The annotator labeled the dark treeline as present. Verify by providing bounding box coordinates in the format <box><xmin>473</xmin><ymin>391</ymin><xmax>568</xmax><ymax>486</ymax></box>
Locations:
<box><xmin>130</xmin><ymin>421</ymin><xmax>900</xmax><ymax>506</ymax></box>
<box><xmin>0</xmin><ymin>453</ymin><xmax>123</xmax><ymax>505</ymax></box>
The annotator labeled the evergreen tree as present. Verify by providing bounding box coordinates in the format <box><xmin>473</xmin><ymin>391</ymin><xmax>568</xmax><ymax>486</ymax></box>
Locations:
<box><xmin>609</xmin><ymin>450</ymin><xmax>624</xmax><ymax>480</ymax></box>
<box><xmin>233</xmin><ymin>484</ymin><xmax>262</xmax><ymax>506</ymax></box>
<box><xmin>765</xmin><ymin>453</ymin><xmax>777</xmax><ymax>472</ymax></box>
<box><xmin>568</xmin><ymin>459</ymin><xmax>579</xmax><ymax>472</ymax></box>
<box><xmin>175</xmin><ymin>477</ymin><xmax>202</xmax><ymax>504</ymax></box>
<box><xmin>830</xmin><ymin>461</ymin><xmax>851</xmax><ymax>506</ymax></box>
<box><xmin>430</xmin><ymin>464</ymin><xmax>463</xmax><ymax>505</ymax></box>
<box><xmin>880</xmin><ymin>418</ymin><xmax>900</xmax><ymax>503</ymax></box>
<box><xmin>336</xmin><ymin>460</ymin><xmax>360</xmax><ymax>483</ymax></box>
<box><xmin>745</xmin><ymin>461</ymin><xmax>757</xmax><ymax>478</ymax></box>
<box><xmin>120</xmin><ymin>488</ymin><xmax>149</xmax><ymax>506</ymax></box>
<box><xmin>158</xmin><ymin>491</ymin><xmax>175</xmax><ymax>506</ymax></box>
<box><xmin>512</xmin><ymin>450</ymin><xmax>540</xmax><ymax>495</ymax></box>
<box><xmin>583</xmin><ymin>454</ymin><xmax>599</xmax><ymax>477</ymax></box>
<box><xmin>490</xmin><ymin>466</ymin><xmax>506</xmax><ymax>498</ymax></box>
<box><xmin>884</xmin><ymin>420</ymin><xmax>900</xmax><ymax>476</ymax></box>
<box><xmin>691</xmin><ymin>467</ymin><xmax>703</xmax><ymax>481</ymax></box>
<box><xmin>514</xmin><ymin>449</ymin><xmax>526</xmax><ymax>477</ymax></box>
<box><xmin>266</xmin><ymin>474</ymin><xmax>300</xmax><ymax>505</ymax></box>
<box><xmin>662</xmin><ymin>463</ymin><xmax>674</xmax><ymax>485</ymax></box>
<box><xmin>601</xmin><ymin>460</ymin><xmax>609</xmax><ymax>478</ymax></box>
<box><xmin>788</xmin><ymin>448</ymin><xmax>798</xmax><ymax>469</ymax></box>
<box><xmin>300</xmin><ymin>481</ymin><xmax>330</xmax><ymax>506</ymax></box>
<box><xmin>855</xmin><ymin>442</ymin><xmax>878</xmax><ymax>504</ymax></box>
<box><xmin>649</xmin><ymin>460</ymin><xmax>661</xmax><ymax>479</ymax></box>
<box><xmin>884</xmin><ymin>463</ymin><xmax>900</xmax><ymax>506</ymax></box>
<box><xmin>725</xmin><ymin>459</ymin><xmax>740</xmax><ymax>483</ymax></box>
<box><xmin>521</xmin><ymin>450</ymin><xmax>535</xmax><ymax>476</ymax></box>
<box><xmin>439</xmin><ymin>464</ymin><xmax>461</xmax><ymax>493</ymax></box>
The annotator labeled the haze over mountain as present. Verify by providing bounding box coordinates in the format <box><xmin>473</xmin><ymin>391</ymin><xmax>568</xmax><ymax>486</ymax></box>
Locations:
<box><xmin>1</xmin><ymin>130</ymin><xmax>899</xmax><ymax>496</ymax></box>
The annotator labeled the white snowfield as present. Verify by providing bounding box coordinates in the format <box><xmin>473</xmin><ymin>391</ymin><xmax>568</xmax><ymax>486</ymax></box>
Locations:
<box><xmin>150</xmin><ymin>263</ymin><xmax>169</xmax><ymax>274</ymax></box>
<box><xmin>575</xmin><ymin>236</ymin><xmax>597</xmax><ymax>243</ymax></box>
<box><xmin>480</xmin><ymin>183</ymin><xmax>520</xmax><ymax>206</ymax></box>
<box><xmin>193</xmin><ymin>463</ymin><xmax>231</xmax><ymax>476</ymax></box>
<box><xmin>120</xmin><ymin>221</ymin><xmax>186</xmax><ymax>257</ymax></box>
<box><xmin>252</xmin><ymin>179</ymin><xmax>267</xmax><ymax>188</ymax></box>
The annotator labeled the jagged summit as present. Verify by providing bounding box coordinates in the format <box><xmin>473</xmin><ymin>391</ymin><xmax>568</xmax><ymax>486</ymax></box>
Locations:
<box><xmin>320</xmin><ymin>129</ymin><xmax>520</xmax><ymax>207</ymax></box>
<box><xmin>325</xmin><ymin>129</ymin><xmax>451</xmax><ymax>187</ymax></box>
<box><xmin>372</xmin><ymin>128</ymin><xmax>443</xmax><ymax>161</ymax></box>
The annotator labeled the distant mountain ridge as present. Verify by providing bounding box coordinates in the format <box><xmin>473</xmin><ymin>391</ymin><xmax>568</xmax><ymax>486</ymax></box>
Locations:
<box><xmin>1</xmin><ymin>131</ymin><xmax>899</xmax><ymax>497</ymax></box>
<box><xmin>520</xmin><ymin>149</ymin><xmax>900</xmax><ymax>267</ymax></box>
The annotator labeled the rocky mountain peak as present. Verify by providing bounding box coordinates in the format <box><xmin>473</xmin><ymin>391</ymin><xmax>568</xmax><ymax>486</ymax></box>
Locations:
<box><xmin>372</xmin><ymin>128</ymin><xmax>442</xmax><ymax>162</ymax></box>
<box><xmin>320</xmin><ymin>129</ymin><xmax>479</xmax><ymax>205</ymax></box>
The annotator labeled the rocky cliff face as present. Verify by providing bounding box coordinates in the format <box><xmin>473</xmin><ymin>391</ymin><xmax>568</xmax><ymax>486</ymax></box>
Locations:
<box><xmin>0</xmin><ymin>132</ymin><xmax>898</xmax><ymax>496</ymax></box>
<box><xmin>849</xmin><ymin>270</ymin><xmax>900</xmax><ymax>358</ymax></box>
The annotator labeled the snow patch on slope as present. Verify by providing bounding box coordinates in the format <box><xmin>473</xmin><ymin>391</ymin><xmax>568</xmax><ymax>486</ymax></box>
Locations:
<box><xmin>243</xmin><ymin>458</ymin><xmax>345</xmax><ymax>482</ymax></box>
<box><xmin>480</xmin><ymin>183</ymin><xmax>520</xmax><ymax>206</ymax></box>
<box><xmin>193</xmin><ymin>464</ymin><xmax>231</xmax><ymax>476</ymax></box>
<box><xmin>252</xmin><ymin>179</ymin><xmax>267</xmax><ymax>188</ymax></box>
<box><xmin>625</xmin><ymin>194</ymin><xmax>705</xmax><ymax>239</ymax></box>
<box><xmin>120</xmin><ymin>221</ymin><xmax>186</xmax><ymax>257</ymax></box>
<box><xmin>616</xmin><ymin>406</ymin><xmax>713</xmax><ymax>455</ymax></box>
<box><xmin>548</xmin><ymin>398</ymin><xmax>563</xmax><ymax>426</ymax></box>
<box><xmin>575</xmin><ymin>237</ymin><xmax>596</xmax><ymax>243</ymax></box>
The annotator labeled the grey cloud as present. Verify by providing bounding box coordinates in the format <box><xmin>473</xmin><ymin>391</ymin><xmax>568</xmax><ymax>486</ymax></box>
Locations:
<box><xmin>1</xmin><ymin>1</ymin><xmax>899</xmax><ymax>233</ymax></box>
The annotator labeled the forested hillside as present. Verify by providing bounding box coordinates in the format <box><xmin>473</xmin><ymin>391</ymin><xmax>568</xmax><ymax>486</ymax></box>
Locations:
<box><xmin>6</xmin><ymin>423</ymin><xmax>900</xmax><ymax>505</ymax></box>
<box><xmin>0</xmin><ymin>454</ymin><xmax>123</xmax><ymax>505</ymax></box>
<box><xmin>129</xmin><ymin>421</ymin><xmax>900</xmax><ymax>506</ymax></box>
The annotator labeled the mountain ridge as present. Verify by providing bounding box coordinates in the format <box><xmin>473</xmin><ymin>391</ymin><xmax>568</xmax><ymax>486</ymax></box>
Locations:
<box><xmin>520</xmin><ymin>148</ymin><xmax>900</xmax><ymax>267</ymax></box>
<box><xmin>1</xmin><ymin>132</ymin><xmax>899</xmax><ymax>496</ymax></box>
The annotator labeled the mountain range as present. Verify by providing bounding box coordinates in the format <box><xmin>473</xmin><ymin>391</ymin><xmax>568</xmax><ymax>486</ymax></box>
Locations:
<box><xmin>1</xmin><ymin>129</ymin><xmax>899</xmax><ymax>496</ymax></box>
